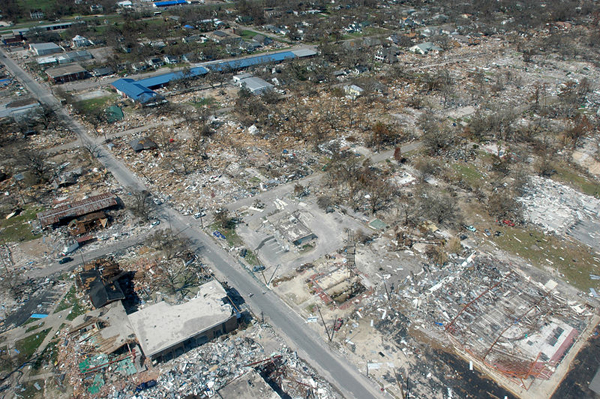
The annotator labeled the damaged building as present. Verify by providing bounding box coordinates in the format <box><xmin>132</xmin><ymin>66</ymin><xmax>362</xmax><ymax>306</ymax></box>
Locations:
<box><xmin>77</xmin><ymin>259</ymin><xmax>126</xmax><ymax>309</ymax></box>
<box><xmin>128</xmin><ymin>280</ymin><xmax>238</xmax><ymax>362</ymax></box>
<box><xmin>68</xmin><ymin>301</ymin><xmax>143</xmax><ymax>395</ymax></box>
<box><xmin>37</xmin><ymin>192</ymin><xmax>119</xmax><ymax>228</ymax></box>
<box><xmin>270</xmin><ymin>212</ymin><xmax>317</xmax><ymax>247</ymax></box>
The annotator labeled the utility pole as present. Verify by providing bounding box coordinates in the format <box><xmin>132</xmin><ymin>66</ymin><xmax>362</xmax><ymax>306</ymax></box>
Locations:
<box><xmin>260</xmin><ymin>268</ymin><xmax>267</xmax><ymax>285</ymax></box>
<box><xmin>316</xmin><ymin>305</ymin><xmax>332</xmax><ymax>342</ymax></box>
<box><xmin>396</xmin><ymin>371</ymin><xmax>405</xmax><ymax>399</ymax></box>
<box><xmin>267</xmin><ymin>264</ymin><xmax>280</xmax><ymax>286</ymax></box>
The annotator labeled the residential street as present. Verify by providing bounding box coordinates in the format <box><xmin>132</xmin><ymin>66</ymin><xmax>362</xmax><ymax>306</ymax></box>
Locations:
<box><xmin>0</xmin><ymin>47</ymin><xmax>382</xmax><ymax>399</ymax></box>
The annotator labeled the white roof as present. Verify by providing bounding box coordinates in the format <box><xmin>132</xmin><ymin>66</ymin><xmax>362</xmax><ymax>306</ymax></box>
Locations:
<box><xmin>30</xmin><ymin>42</ymin><xmax>61</xmax><ymax>51</ymax></box>
<box><xmin>128</xmin><ymin>280</ymin><xmax>233</xmax><ymax>357</ymax></box>
<box><xmin>238</xmin><ymin>76</ymin><xmax>274</xmax><ymax>93</ymax></box>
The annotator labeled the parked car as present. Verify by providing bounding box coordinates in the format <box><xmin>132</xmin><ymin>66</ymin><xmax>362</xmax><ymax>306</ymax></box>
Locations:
<box><xmin>464</xmin><ymin>225</ymin><xmax>477</xmax><ymax>232</ymax></box>
<box><xmin>58</xmin><ymin>257</ymin><xmax>73</xmax><ymax>264</ymax></box>
<box><xmin>252</xmin><ymin>265</ymin><xmax>265</xmax><ymax>272</ymax></box>
<box><xmin>502</xmin><ymin>219</ymin><xmax>515</xmax><ymax>227</ymax></box>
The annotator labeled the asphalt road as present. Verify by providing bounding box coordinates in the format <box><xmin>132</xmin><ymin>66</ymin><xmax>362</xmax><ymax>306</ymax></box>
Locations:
<box><xmin>27</xmin><ymin>232</ymin><xmax>150</xmax><ymax>279</ymax></box>
<box><xmin>0</xmin><ymin>48</ymin><xmax>382</xmax><ymax>399</ymax></box>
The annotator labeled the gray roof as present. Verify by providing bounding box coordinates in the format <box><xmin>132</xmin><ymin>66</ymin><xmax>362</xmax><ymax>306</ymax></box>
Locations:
<box><xmin>45</xmin><ymin>63</ymin><xmax>86</xmax><ymax>78</ymax></box>
<box><xmin>128</xmin><ymin>280</ymin><xmax>233</xmax><ymax>357</ymax></box>
<box><xmin>30</xmin><ymin>42</ymin><xmax>62</xmax><ymax>51</ymax></box>
<box><xmin>236</xmin><ymin>75</ymin><xmax>274</xmax><ymax>94</ymax></box>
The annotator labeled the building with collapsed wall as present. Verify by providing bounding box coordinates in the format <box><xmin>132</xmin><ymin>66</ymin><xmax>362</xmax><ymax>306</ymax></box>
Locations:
<box><xmin>68</xmin><ymin>301</ymin><xmax>143</xmax><ymax>395</ymax></box>
<box><xmin>37</xmin><ymin>192</ymin><xmax>119</xmax><ymax>228</ymax></box>
<box><xmin>269</xmin><ymin>212</ymin><xmax>317</xmax><ymax>247</ymax></box>
<box><xmin>128</xmin><ymin>280</ymin><xmax>238</xmax><ymax>362</ymax></box>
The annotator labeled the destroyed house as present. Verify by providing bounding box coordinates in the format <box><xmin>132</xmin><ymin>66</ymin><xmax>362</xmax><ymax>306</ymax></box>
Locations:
<box><xmin>37</xmin><ymin>192</ymin><xmax>119</xmax><ymax>228</ymax></box>
<box><xmin>128</xmin><ymin>280</ymin><xmax>238</xmax><ymax>361</ymax></box>
<box><xmin>69</xmin><ymin>301</ymin><xmax>142</xmax><ymax>377</ymax></box>
<box><xmin>77</xmin><ymin>260</ymin><xmax>126</xmax><ymax>309</ymax></box>
<box><xmin>130</xmin><ymin>137</ymin><xmax>158</xmax><ymax>152</ymax></box>
<box><xmin>274</xmin><ymin>213</ymin><xmax>317</xmax><ymax>246</ymax></box>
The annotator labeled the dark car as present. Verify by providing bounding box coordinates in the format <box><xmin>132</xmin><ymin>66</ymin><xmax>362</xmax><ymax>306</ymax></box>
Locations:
<box><xmin>135</xmin><ymin>380</ymin><xmax>157</xmax><ymax>392</ymax></box>
<box><xmin>58</xmin><ymin>257</ymin><xmax>73</xmax><ymax>264</ymax></box>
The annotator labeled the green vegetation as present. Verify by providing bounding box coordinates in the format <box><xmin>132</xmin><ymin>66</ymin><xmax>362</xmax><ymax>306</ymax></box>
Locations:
<box><xmin>492</xmin><ymin>227</ymin><xmax>600</xmax><ymax>291</ymax></box>
<box><xmin>0</xmin><ymin>346</ymin><xmax>12</xmax><ymax>372</ymax></box>
<box><xmin>26</xmin><ymin>322</ymin><xmax>44</xmax><ymax>333</ymax></box>
<box><xmin>452</xmin><ymin>162</ymin><xmax>484</xmax><ymax>187</ymax></box>
<box><xmin>31</xmin><ymin>338</ymin><xmax>59</xmax><ymax>375</ymax></box>
<box><xmin>14</xmin><ymin>382</ymin><xmax>42</xmax><ymax>399</ymax></box>
<box><xmin>55</xmin><ymin>285</ymin><xmax>77</xmax><ymax>312</ymax></box>
<box><xmin>244</xmin><ymin>250</ymin><xmax>259</xmax><ymax>266</ymax></box>
<box><xmin>209</xmin><ymin>222</ymin><xmax>243</xmax><ymax>247</ymax></box>
<box><xmin>239</xmin><ymin>30</ymin><xmax>258</xmax><ymax>39</ymax></box>
<box><xmin>75</xmin><ymin>94</ymin><xmax>118</xmax><ymax>114</ymax></box>
<box><xmin>56</xmin><ymin>285</ymin><xmax>89</xmax><ymax>321</ymax></box>
<box><xmin>67</xmin><ymin>298</ymin><xmax>88</xmax><ymax>321</ymax></box>
<box><xmin>0</xmin><ymin>206</ymin><xmax>42</xmax><ymax>243</ymax></box>
<box><xmin>19</xmin><ymin>0</ymin><xmax>56</xmax><ymax>13</ymax></box>
<box><xmin>191</xmin><ymin>97</ymin><xmax>217</xmax><ymax>108</ymax></box>
<box><xmin>15</xmin><ymin>328</ymin><xmax>51</xmax><ymax>364</ymax></box>
<box><xmin>552</xmin><ymin>162</ymin><xmax>600</xmax><ymax>198</ymax></box>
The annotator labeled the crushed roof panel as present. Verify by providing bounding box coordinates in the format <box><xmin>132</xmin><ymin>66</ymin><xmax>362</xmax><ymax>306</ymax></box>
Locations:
<box><xmin>37</xmin><ymin>192</ymin><xmax>118</xmax><ymax>227</ymax></box>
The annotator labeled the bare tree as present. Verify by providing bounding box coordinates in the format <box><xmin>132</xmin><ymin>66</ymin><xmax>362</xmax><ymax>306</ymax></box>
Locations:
<box><xmin>129</xmin><ymin>190</ymin><xmax>153</xmax><ymax>220</ymax></box>
<box><xmin>418</xmin><ymin>189</ymin><xmax>461</xmax><ymax>226</ymax></box>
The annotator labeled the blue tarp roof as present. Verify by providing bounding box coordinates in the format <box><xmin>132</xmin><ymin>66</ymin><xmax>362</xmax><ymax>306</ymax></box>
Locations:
<box><xmin>137</xmin><ymin>66</ymin><xmax>208</xmax><ymax>89</ymax></box>
<box><xmin>184</xmin><ymin>25</ymin><xmax>194</xmax><ymax>29</ymax></box>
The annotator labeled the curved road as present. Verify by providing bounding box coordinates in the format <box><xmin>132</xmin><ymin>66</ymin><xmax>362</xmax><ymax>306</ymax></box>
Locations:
<box><xmin>0</xmin><ymin>48</ymin><xmax>382</xmax><ymax>399</ymax></box>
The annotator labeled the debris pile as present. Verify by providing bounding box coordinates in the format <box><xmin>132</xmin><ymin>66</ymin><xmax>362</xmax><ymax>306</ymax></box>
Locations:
<box><xmin>519</xmin><ymin>176</ymin><xmax>600</xmax><ymax>235</ymax></box>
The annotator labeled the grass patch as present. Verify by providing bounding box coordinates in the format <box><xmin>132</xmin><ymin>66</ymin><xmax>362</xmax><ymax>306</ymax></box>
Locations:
<box><xmin>0</xmin><ymin>206</ymin><xmax>42</xmax><ymax>243</ymax></box>
<box><xmin>244</xmin><ymin>250</ymin><xmax>259</xmax><ymax>266</ymax></box>
<box><xmin>15</xmin><ymin>328</ymin><xmax>51</xmax><ymax>364</ymax></box>
<box><xmin>75</xmin><ymin>95</ymin><xmax>118</xmax><ymax>114</ymax></box>
<box><xmin>25</xmin><ymin>322</ymin><xmax>44</xmax><ymax>333</ymax></box>
<box><xmin>14</xmin><ymin>382</ymin><xmax>42</xmax><ymax>399</ymax></box>
<box><xmin>239</xmin><ymin>30</ymin><xmax>258</xmax><ymax>39</ymax></box>
<box><xmin>209</xmin><ymin>223</ymin><xmax>244</xmax><ymax>247</ymax></box>
<box><xmin>452</xmin><ymin>162</ymin><xmax>485</xmax><ymax>186</ymax></box>
<box><xmin>30</xmin><ymin>338</ymin><xmax>59</xmax><ymax>375</ymax></box>
<box><xmin>191</xmin><ymin>97</ymin><xmax>217</xmax><ymax>108</ymax></box>
<box><xmin>552</xmin><ymin>162</ymin><xmax>600</xmax><ymax>198</ymax></box>
<box><xmin>55</xmin><ymin>285</ymin><xmax>89</xmax><ymax>321</ymax></box>
<box><xmin>491</xmin><ymin>226</ymin><xmax>600</xmax><ymax>291</ymax></box>
<box><xmin>55</xmin><ymin>285</ymin><xmax>76</xmax><ymax>313</ymax></box>
<box><xmin>66</xmin><ymin>298</ymin><xmax>88</xmax><ymax>321</ymax></box>
<box><xmin>0</xmin><ymin>346</ymin><xmax>13</xmax><ymax>372</ymax></box>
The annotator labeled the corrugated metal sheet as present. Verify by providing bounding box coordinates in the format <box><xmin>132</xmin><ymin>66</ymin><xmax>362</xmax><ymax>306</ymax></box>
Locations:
<box><xmin>38</xmin><ymin>192</ymin><xmax>118</xmax><ymax>227</ymax></box>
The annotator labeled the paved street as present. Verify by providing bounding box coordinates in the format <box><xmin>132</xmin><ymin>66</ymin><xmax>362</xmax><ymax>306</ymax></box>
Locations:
<box><xmin>0</xmin><ymin>48</ymin><xmax>382</xmax><ymax>399</ymax></box>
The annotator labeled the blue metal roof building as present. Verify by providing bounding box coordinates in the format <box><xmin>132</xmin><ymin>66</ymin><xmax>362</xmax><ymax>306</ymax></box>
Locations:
<box><xmin>112</xmin><ymin>78</ymin><xmax>163</xmax><ymax>105</ymax></box>
<box><xmin>205</xmin><ymin>51</ymin><xmax>297</xmax><ymax>72</ymax></box>
<box><xmin>153</xmin><ymin>0</ymin><xmax>188</xmax><ymax>7</ymax></box>
<box><xmin>137</xmin><ymin>66</ymin><xmax>208</xmax><ymax>89</ymax></box>
<box><xmin>111</xmin><ymin>49</ymin><xmax>316</xmax><ymax>104</ymax></box>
